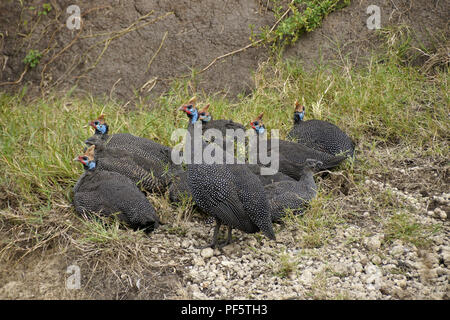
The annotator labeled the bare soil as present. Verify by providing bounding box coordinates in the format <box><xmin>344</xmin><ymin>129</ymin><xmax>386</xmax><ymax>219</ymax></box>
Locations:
<box><xmin>0</xmin><ymin>0</ymin><xmax>448</xmax><ymax>102</ymax></box>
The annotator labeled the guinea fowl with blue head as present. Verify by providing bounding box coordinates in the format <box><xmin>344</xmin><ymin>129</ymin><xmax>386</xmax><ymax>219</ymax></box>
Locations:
<box><xmin>83</xmin><ymin>141</ymin><xmax>176</xmax><ymax>194</ymax></box>
<box><xmin>250</xmin><ymin>112</ymin><xmax>347</xmax><ymax>171</ymax></box>
<box><xmin>85</xmin><ymin>114</ymin><xmax>174</xmax><ymax>165</ymax></box>
<box><xmin>287</xmin><ymin>101</ymin><xmax>355</xmax><ymax>158</ymax></box>
<box><xmin>73</xmin><ymin>145</ymin><xmax>160</xmax><ymax>232</ymax></box>
<box><xmin>197</xmin><ymin>103</ymin><xmax>246</xmax><ymax>137</ymax></box>
<box><xmin>178</xmin><ymin>98</ymin><xmax>276</xmax><ymax>248</ymax></box>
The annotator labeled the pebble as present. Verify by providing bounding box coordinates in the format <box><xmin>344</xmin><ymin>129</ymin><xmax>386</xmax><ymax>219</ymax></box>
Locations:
<box><xmin>353</xmin><ymin>263</ymin><xmax>363</xmax><ymax>273</ymax></box>
<box><xmin>360</xmin><ymin>255</ymin><xmax>369</xmax><ymax>266</ymax></box>
<box><xmin>200</xmin><ymin>248</ymin><xmax>214</xmax><ymax>259</ymax></box>
<box><xmin>181</xmin><ymin>240</ymin><xmax>190</xmax><ymax>248</ymax></box>
<box><xmin>365</xmin><ymin>235</ymin><xmax>383</xmax><ymax>251</ymax></box>
<box><xmin>434</xmin><ymin>208</ymin><xmax>447</xmax><ymax>220</ymax></box>
<box><xmin>371</xmin><ymin>255</ymin><xmax>382</xmax><ymax>265</ymax></box>
<box><xmin>390</xmin><ymin>245</ymin><xmax>404</xmax><ymax>257</ymax></box>
<box><xmin>300</xmin><ymin>269</ymin><xmax>314</xmax><ymax>285</ymax></box>
<box><xmin>396</xmin><ymin>279</ymin><xmax>407</xmax><ymax>289</ymax></box>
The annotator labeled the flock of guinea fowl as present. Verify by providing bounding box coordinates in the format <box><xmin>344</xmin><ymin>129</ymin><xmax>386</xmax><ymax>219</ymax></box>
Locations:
<box><xmin>73</xmin><ymin>97</ymin><xmax>355</xmax><ymax>248</ymax></box>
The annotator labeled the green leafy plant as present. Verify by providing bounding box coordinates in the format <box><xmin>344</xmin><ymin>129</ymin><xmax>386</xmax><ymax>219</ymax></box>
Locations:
<box><xmin>38</xmin><ymin>3</ymin><xmax>52</xmax><ymax>16</ymax></box>
<box><xmin>253</xmin><ymin>0</ymin><xmax>351</xmax><ymax>51</ymax></box>
<box><xmin>23</xmin><ymin>49</ymin><xmax>43</xmax><ymax>68</ymax></box>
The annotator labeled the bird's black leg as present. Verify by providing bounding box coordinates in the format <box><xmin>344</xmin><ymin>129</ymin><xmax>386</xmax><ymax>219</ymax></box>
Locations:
<box><xmin>199</xmin><ymin>219</ymin><xmax>221</xmax><ymax>249</ymax></box>
<box><xmin>224</xmin><ymin>226</ymin><xmax>233</xmax><ymax>246</ymax></box>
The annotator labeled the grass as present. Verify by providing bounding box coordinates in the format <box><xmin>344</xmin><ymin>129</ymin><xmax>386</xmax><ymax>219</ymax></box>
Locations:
<box><xmin>275</xmin><ymin>251</ymin><xmax>298</xmax><ymax>278</ymax></box>
<box><xmin>383</xmin><ymin>212</ymin><xmax>441</xmax><ymax>249</ymax></box>
<box><xmin>0</xmin><ymin>30</ymin><xmax>448</xmax><ymax>298</ymax></box>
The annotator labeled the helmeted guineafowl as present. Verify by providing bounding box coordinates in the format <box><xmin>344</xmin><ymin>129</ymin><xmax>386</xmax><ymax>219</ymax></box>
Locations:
<box><xmin>182</xmin><ymin>98</ymin><xmax>246</xmax><ymax>154</ymax></box>
<box><xmin>197</xmin><ymin>103</ymin><xmax>246</xmax><ymax>137</ymax></box>
<box><xmin>85</xmin><ymin>114</ymin><xmax>173</xmax><ymax>165</ymax></box>
<box><xmin>287</xmin><ymin>101</ymin><xmax>355</xmax><ymax>158</ymax></box>
<box><xmin>73</xmin><ymin>147</ymin><xmax>160</xmax><ymax>232</ymax></box>
<box><xmin>82</xmin><ymin>143</ymin><xmax>176</xmax><ymax>193</ymax></box>
<box><xmin>179</xmin><ymin>101</ymin><xmax>275</xmax><ymax>248</ymax></box>
<box><xmin>264</xmin><ymin>159</ymin><xmax>321</xmax><ymax>222</ymax></box>
<box><xmin>250</xmin><ymin>112</ymin><xmax>347</xmax><ymax>171</ymax></box>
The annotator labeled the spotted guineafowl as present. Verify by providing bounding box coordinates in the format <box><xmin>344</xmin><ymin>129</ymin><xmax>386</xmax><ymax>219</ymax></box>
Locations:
<box><xmin>73</xmin><ymin>148</ymin><xmax>160</xmax><ymax>232</ymax></box>
<box><xmin>197</xmin><ymin>103</ymin><xmax>246</xmax><ymax>137</ymax></box>
<box><xmin>85</xmin><ymin>114</ymin><xmax>173</xmax><ymax>165</ymax></box>
<box><xmin>179</xmin><ymin>102</ymin><xmax>275</xmax><ymax>248</ymax></box>
<box><xmin>84</xmin><ymin>143</ymin><xmax>178</xmax><ymax>193</ymax></box>
<box><xmin>182</xmin><ymin>98</ymin><xmax>246</xmax><ymax>154</ymax></box>
<box><xmin>250</xmin><ymin>112</ymin><xmax>347</xmax><ymax>171</ymax></box>
<box><xmin>264</xmin><ymin>159</ymin><xmax>321</xmax><ymax>222</ymax></box>
<box><xmin>287</xmin><ymin>101</ymin><xmax>355</xmax><ymax>158</ymax></box>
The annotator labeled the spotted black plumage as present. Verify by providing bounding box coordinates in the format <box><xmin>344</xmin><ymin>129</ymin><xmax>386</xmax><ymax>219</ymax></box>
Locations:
<box><xmin>85</xmin><ymin>142</ymin><xmax>177</xmax><ymax>193</ymax></box>
<box><xmin>168</xmin><ymin>169</ymin><xmax>194</xmax><ymax>203</ymax></box>
<box><xmin>264</xmin><ymin>159</ymin><xmax>320</xmax><ymax>222</ymax></box>
<box><xmin>85</xmin><ymin>114</ymin><xmax>174</xmax><ymax>165</ymax></box>
<box><xmin>73</xmin><ymin>149</ymin><xmax>160</xmax><ymax>232</ymax></box>
<box><xmin>250</xmin><ymin>112</ymin><xmax>347</xmax><ymax>171</ymax></box>
<box><xmin>179</xmin><ymin>100</ymin><xmax>275</xmax><ymax>248</ymax></box>
<box><xmin>287</xmin><ymin>102</ymin><xmax>355</xmax><ymax>158</ymax></box>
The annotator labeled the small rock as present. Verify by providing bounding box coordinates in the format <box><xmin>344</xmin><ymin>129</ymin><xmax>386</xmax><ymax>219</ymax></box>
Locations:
<box><xmin>390</xmin><ymin>245</ymin><xmax>404</xmax><ymax>257</ymax></box>
<box><xmin>222</xmin><ymin>243</ymin><xmax>240</xmax><ymax>255</ymax></box>
<box><xmin>353</xmin><ymin>263</ymin><xmax>363</xmax><ymax>273</ymax></box>
<box><xmin>396</xmin><ymin>279</ymin><xmax>407</xmax><ymax>289</ymax></box>
<box><xmin>181</xmin><ymin>240</ymin><xmax>190</xmax><ymax>248</ymax></box>
<box><xmin>221</xmin><ymin>260</ymin><xmax>234</xmax><ymax>267</ymax></box>
<box><xmin>334</xmin><ymin>263</ymin><xmax>350</xmax><ymax>276</ymax></box>
<box><xmin>200</xmin><ymin>248</ymin><xmax>214</xmax><ymax>259</ymax></box>
<box><xmin>371</xmin><ymin>255</ymin><xmax>382</xmax><ymax>265</ymax></box>
<box><xmin>365</xmin><ymin>265</ymin><xmax>379</xmax><ymax>275</ymax></box>
<box><xmin>360</xmin><ymin>255</ymin><xmax>369</xmax><ymax>266</ymax></box>
<box><xmin>210</xmin><ymin>257</ymin><xmax>219</xmax><ymax>264</ymax></box>
<box><xmin>434</xmin><ymin>208</ymin><xmax>447</xmax><ymax>220</ymax></box>
<box><xmin>300</xmin><ymin>269</ymin><xmax>313</xmax><ymax>285</ymax></box>
<box><xmin>365</xmin><ymin>235</ymin><xmax>383</xmax><ymax>251</ymax></box>
<box><xmin>193</xmin><ymin>256</ymin><xmax>205</xmax><ymax>266</ymax></box>
<box><xmin>218</xmin><ymin>286</ymin><xmax>227</xmax><ymax>295</ymax></box>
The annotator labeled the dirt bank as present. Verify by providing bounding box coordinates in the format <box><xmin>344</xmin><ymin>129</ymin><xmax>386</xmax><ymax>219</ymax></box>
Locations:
<box><xmin>0</xmin><ymin>0</ymin><xmax>448</xmax><ymax>102</ymax></box>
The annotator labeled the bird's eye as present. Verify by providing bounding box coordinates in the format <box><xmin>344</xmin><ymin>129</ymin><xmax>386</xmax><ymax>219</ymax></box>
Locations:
<box><xmin>253</xmin><ymin>121</ymin><xmax>259</xmax><ymax>125</ymax></box>
<box><xmin>82</xmin><ymin>156</ymin><xmax>88</xmax><ymax>161</ymax></box>
<box><xmin>94</xmin><ymin>121</ymin><xmax>99</xmax><ymax>125</ymax></box>
<box><xmin>200</xmin><ymin>112</ymin><xmax>205</xmax><ymax>116</ymax></box>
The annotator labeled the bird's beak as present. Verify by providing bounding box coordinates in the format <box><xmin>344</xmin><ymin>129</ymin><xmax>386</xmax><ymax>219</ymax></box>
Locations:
<box><xmin>73</xmin><ymin>156</ymin><xmax>81</xmax><ymax>162</ymax></box>
<box><xmin>88</xmin><ymin>121</ymin><xmax>96</xmax><ymax>129</ymax></box>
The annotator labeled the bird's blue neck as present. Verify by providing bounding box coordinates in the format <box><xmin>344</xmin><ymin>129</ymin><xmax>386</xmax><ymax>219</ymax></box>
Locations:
<box><xmin>85</xmin><ymin>161</ymin><xmax>96</xmax><ymax>171</ymax></box>
<box><xmin>190</xmin><ymin>112</ymin><xmax>199</xmax><ymax>124</ymax></box>
<box><xmin>254</xmin><ymin>125</ymin><xmax>265</xmax><ymax>135</ymax></box>
<box><xmin>95</xmin><ymin>124</ymin><xmax>108</xmax><ymax>135</ymax></box>
<box><xmin>200</xmin><ymin>115</ymin><xmax>212</xmax><ymax>123</ymax></box>
<box><xmin>294</xmin><ymin>112</ymin><xmax>304</xmax><ymax>123</ymax></box>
